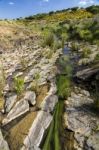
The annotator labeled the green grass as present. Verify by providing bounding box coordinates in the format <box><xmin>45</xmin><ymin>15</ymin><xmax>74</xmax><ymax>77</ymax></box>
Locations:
<box><xmin>82</xmin><ymin>47</ymin><xmax>91</xmax><ymax>58</ymax></box>
<box><xmin>42</xmin><ymin>101</ymin><xmax>64</xmax><ymax>150</ymax></box>
<box><xmin>14</xmin><ymin>77</ymin><xmax>24</xmax><ymax>95</ymax></box>
<box><xmin>54</xmin><ymin>102</ymin><xmax>61</xmax><ymax>150</ymax></box>
<box><xmin>57</xmin><ymin>76</ymin><xmax>71</xmax><ymax>99</ymax></box>
<box><xmin>42</xmin><ymin>107</ymin><xmax>55</xmax><ymax>150</ymax></box>
<box><xmin>54</xmin><ymin>101</ymin><xmax>64</xmax><ymax>150</ymax></box>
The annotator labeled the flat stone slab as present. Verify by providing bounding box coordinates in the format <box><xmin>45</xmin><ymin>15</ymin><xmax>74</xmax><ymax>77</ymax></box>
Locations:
<box><xmin>41</xmin><ymin>95</ymin><xmax>58</xmax><ymax>112</ymax></box>
<box><xmin>24</xmin><ymin>91</ymin><xmax>36</xmax><ymax>106</ymax></box>
<box><xmin>40</xmin><ymin>81</ymin><xmax>58</xmax><ymax>112</ymax></box>
<box><xmin>75</xmin><ymin>64</ymin><xmax>99</xmax><ymax>80</ymax></box>
<box><xmin>4</xmin><ymin>94</ymin><xmax>17</xmax><ymax>113</ymax></box>
<box><xmin>2</xmin><ymin>99</ymin><xmax>29</xmax><ymax>125</ymax></box>
<box><xmin>64</xmin><ymin>87</ymin><xmax>99</xmax><ymax>150</ymax></box>
<box><xmin>22</xmin><ymin>111</ymin><xmax>52</xmax><ymax>150</ymax></box>
<box><xmin>0</xmin><ymin>129</ymin><xmax>10</xmax><ymax>150</ymax></box>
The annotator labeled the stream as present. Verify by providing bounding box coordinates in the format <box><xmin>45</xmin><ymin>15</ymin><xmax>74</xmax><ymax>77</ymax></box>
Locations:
<box><xmin>40</xmin><ymin>43</ymin><xmax>99</xmax><ymax>150</ymax></box>
<box><xmin>40</xmin><ymin>45</ymin><xmax>75</xmax><ymax>150</ymax></box>
<box><xmin>1</xmin><ymin>37</ymin><xmax>99</xmax><ymax>150</ymax></box>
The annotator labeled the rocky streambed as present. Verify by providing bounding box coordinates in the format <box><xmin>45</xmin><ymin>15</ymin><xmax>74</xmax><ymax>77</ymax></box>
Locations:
<box><xmin>63</xmin><ymin>44</ymin><xmax>99</xmax><ymax>150</ymax></box>
<box><xmin>0</xmin><ymin>39</ymin><xmax>99</xmax><ymax>150</ymax></box>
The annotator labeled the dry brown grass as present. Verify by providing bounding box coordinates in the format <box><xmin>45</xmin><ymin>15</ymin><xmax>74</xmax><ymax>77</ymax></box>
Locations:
<box><xmin>0</xmin><ymin>20</ymin><xmax>36</xmax><ymax>51</ymax></box>
<box><xmin>0</xmin><ymin>97</ymin><xmax>4</xmax><ymax>111</ymax></box>
<box><xmin>6</xmin><ymin>111</ymin><xmax>37</xmax><ymax>150</ymax></box>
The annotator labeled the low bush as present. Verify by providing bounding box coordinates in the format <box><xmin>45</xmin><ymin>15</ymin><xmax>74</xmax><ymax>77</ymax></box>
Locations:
<box><xmin>41</xmin><ymin>31</ymin><xmax>54</xmax><ymax>48</ymax></box>
<box><xmin>71</xmin><ymin>42</ymin><xmax>79</xmax><ymax>52</ymax></box>
<box><xmin>57</xmin><ymin>75</ymin><xmax>71</xmax><ymax>99</ymax></box>
<box><xmin>82</xmin><ymin>47</ymin><xmax>91</xmax><ymax>58</ymax></box>
<box><xmin>53</xmin><ymin>40</ymin><xmax>62</xmax><ymax>51</ymax></box>
<box><xmin>79</xmin><ymin>29</ymin><xmax>93</xmax><ymax>42</ymax></box>
<box><xmin>14</xmin><ymin>77</ymin><xmax>24</xmax><ymax>95</ymax></box>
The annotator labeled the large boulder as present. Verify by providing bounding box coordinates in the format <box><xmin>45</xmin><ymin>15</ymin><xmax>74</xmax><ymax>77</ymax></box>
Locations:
<box><xmin>41</xmin><ymin>80</ymin><xmax>58</xmax><ymax>112</ymax></box>
<box><xmin>21</xmin><ymin>111</ymin><xmax>52</xmax><ymax>150</ymax></box>
<box><xmin>49</xmin><ymin>81</ymin><xmax>57</xmax><ymax>95</ymax></box>
<box><xmin>75</xmin><ymin>65</ymin><xmax>99</xmax><ymax>80</ymax></box>
<box><xmin>24</xmin><ymin>91</ymin><xmax>36</xmax><ymax>106</ymax></box>
<box><xmin>41</xmin><ymin>95</ymin><xmax>58</xmax><ymax>112</ymax></box>
<box><xmin>0</xmin><ymin>129</ymin><xmax>9</xmax><ymax>150</ymax></box>
<box><xmin>3</xmin><ymin>99</ymin><xmax>29</xmax><ymax>125</ymax></box>
<box><xmin>4</xmin><ymin>94</ymin><xmax>17</xmax><ymax>113</ymax></box>
<box><xmin>41</xmin><ymin>81</ymin><xmax>58</xmax><ymax>112</ymax></box>
<box><xmin>64</xmin><ymin>87</ymin><xmax>99</xmax><ymax>150</ymax></box>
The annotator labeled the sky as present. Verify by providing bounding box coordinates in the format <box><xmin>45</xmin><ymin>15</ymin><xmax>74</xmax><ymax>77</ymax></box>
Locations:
<box><xmin>0</xmin><ymin>0</ymin><xmax>99</xmax><ymax>19</ymax></box>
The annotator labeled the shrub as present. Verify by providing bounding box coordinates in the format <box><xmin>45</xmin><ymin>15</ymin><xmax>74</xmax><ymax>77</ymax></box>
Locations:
<box><xmin>86</xmin><ymin>5</ymin><xmax>99</xmax><ymax>14</ymax></box>
<box><xmin>14</xmin><ymin>77</ymin><xmax>24</xmax><ymax>95</ymax></box>
<box><xmin>82</xmin><ymin>47</ymin><xmax>91</xmax><ymax>58</ymax></box>
<box><xmin>42</xmin><ymin>31</ymin><xmax>54</xmax><ymax>48</ymax></box>
<box><xmin>57</xmin><ymin>75</ymin><xmax>71</xmax><ymax>99</ymax></box>
<box><xmin>53</xmin><ymin>40</ymin><xmax>62</xmax><ymax>51</ymax></box>
<box><xmin>57</xmin><ymin>56</ymin><xmax>72</xmax><ymax>99</ymax></box>
<box><xmin>54</xmin><ymin>26</ymin><xmax>62</xmax><ymax>38</ymax></box>
<box><xmin>71</xmin><ymin>42</ymin><xmax>79</xmax><ymax>52</ymax></box>
<box><xmin>79</xmin><ymin>29</ymin><xmax>93</xmax><ymax>42</ymax></box>
<box><xmin>61</xmin><ymin>33</ymin><xmax>69</xmax><ymax>49</ymax></box>
<box><xmin>30</xmin><ymin>80</ymin><xmax>40</xmax><ymax>94</ymax></box>
<box><xmin>30</xmin><ymin>72</ymin><xmax>40</xmax><ymax>93</ymax></box>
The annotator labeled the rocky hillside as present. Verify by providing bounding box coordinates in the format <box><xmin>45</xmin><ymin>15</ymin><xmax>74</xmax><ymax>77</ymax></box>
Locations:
<box><xmin>0</xmin><ymin>28</ymin><xmax>62</xmax><ymax>149</ymax></box>
<box><xmin>0</xmin><ymin>5</ymin><xmax>99</xmax><ymax>150</ymax></box>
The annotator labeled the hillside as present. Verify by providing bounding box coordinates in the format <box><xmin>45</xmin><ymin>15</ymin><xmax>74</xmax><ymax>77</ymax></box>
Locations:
<box><xmin>0</xmin><ymin>5</ymin><xmax>99</xmax><ymax>150</ymax></box>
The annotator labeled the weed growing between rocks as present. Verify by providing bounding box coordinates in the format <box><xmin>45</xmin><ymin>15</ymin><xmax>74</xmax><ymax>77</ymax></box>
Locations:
<box><xmin>14</xmin><ymin>77</ymin><xmax>24</xmax><ymax>96</ymax></box>
<box><xmin>19</xmin><ymin>56</ymin><xmax>28</xmax><ymax>70</ymax></box>
<box><xmin>41</xmin><ymin>30</ymin><xmax>62</xmax><ymax>53</ymax></box>
<box><xmin>41</xmin><ymin>31</ymin><xmax>54</xmax><ymax>48</ymax></box>
<box><xmin>56</xmin><ymin>75</ymin><xmax>71</xmax><ymax>99</ymax></box>
<box><xmin>82</xmin><ymin>47</ymin><xmax>91</xmax><ymax>58</ymax></box>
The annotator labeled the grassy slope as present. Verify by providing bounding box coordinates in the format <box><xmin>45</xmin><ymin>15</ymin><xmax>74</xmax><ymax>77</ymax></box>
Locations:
<box><xmin>0</xmin><ymin>6</ymin><xmax>99</xmax><ymax>51</ymax></box>
<box><xmin>0</xmin><ymin>20</ymin><xmax>41</xmax><ymax>51</ymax></box>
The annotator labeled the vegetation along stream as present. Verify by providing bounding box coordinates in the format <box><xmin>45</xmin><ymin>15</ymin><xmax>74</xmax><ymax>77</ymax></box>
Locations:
<box><xmin>0</xmin><ymin>5</ymin><xmax>99</xmax><ymax>150</ymax></box>
<box><xmin>40</xmin><ymin>45</ymin><xmax>74</xmax><ymax>150</ymax></box>
<box><xmin>41</xmin><ymin>41</ymin><xmax>99</xmax><ymax>150</ymax></box>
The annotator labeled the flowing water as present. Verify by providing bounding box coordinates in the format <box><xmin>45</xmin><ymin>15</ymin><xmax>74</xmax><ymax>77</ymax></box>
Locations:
<box><xmin>40</xmin><ymin>46</ymin><xmax>75</xmax><ymax>150</ymax></box>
